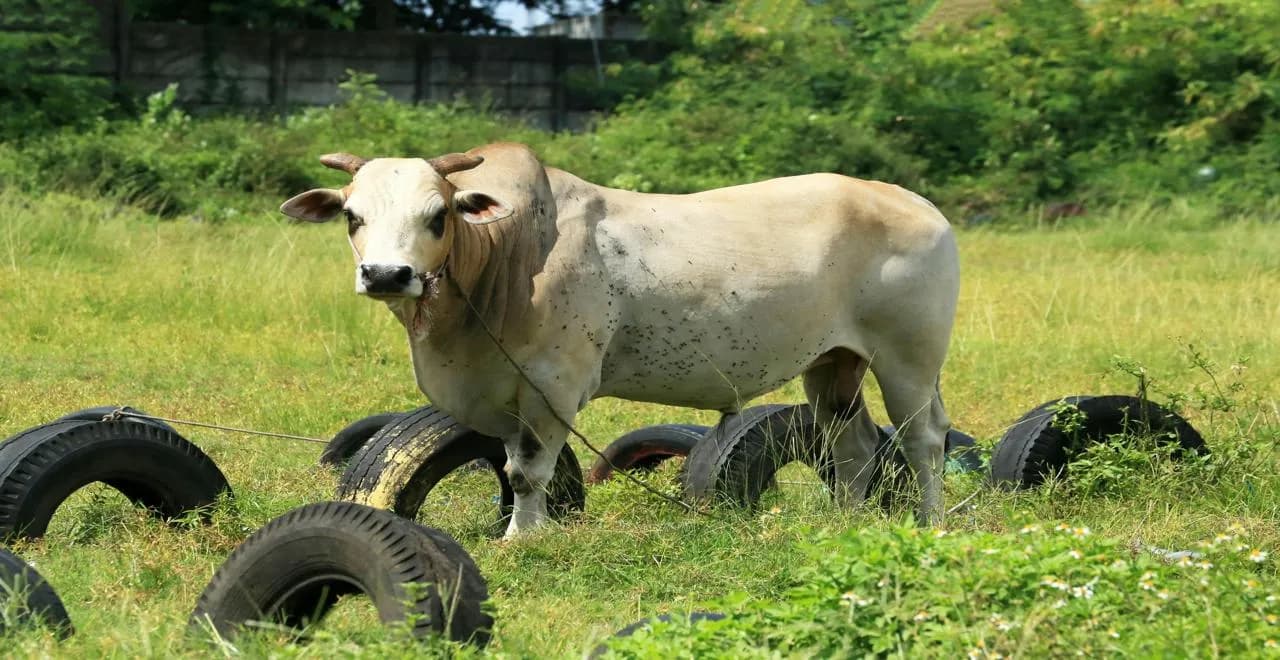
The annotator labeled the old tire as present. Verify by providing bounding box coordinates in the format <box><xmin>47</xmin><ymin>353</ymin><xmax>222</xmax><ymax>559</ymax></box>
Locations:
<box><xmin>0</xmin><ymin>420</ymin><xmax>231</xmax><ymax>541</ymax></box>
<box><xmin>52</xmin><ymin>405</ymin><xmax>177</xmax><ymax>434</ymax></box>
<box><xmin>990</xmin><ymin>395</ymin><xmax>1207</xmax><ymax>489</ymax></box>
<box><xmin>190</xmin><ymin>501</ymin><xmax>491</xmax><ymax>644</ymax></box>
<box><xmin>0</xmin><ymin>548</ymin><xmax>73</xmax><ymax>638</ymax></box>
<box><xmin>587</xmin><ymin>424</ymin><xmax>708</xmax><ymax>484</ymax></box>
<box><xmin>318</xmin><ymin>412</ymin><xmax>404</xmax><ymax>468</ymax></box>
<box><xmin>681</xmin><ymin>404</ymin><xmax>833</xmax><ymax>507</ymax></box>
<box><xmin>336</xmin><ymin>405</ymin><xmax>585</xmax><ymax>532</ymax></box>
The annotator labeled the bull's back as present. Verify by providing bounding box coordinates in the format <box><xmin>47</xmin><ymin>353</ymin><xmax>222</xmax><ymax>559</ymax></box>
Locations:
<box><xmin>551</xmin><ymin>171</ymin><xmax>953</xmax><ymax>410</ymax></box>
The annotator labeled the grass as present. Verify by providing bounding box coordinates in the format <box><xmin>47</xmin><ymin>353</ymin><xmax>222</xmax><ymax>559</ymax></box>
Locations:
<box><xmin>0</xmin><ymin>189</ymin><xmax>1277</xmax><ymax>656</ymax></box>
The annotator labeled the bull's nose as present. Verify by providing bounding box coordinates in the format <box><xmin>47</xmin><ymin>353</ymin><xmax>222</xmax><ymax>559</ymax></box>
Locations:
<box><xmin>359</xmin><ymin>263</ymin><xmax>416</xmax><ymax>294</ymax></box>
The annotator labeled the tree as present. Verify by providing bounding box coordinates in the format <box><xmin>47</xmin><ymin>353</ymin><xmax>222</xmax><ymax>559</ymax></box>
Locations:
<box><xmin>0</xmin><ymin>0</ymin><xmax>112</xmax><ymax>138</ymax></box>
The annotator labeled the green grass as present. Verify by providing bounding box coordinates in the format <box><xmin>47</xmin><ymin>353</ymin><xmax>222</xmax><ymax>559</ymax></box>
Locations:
<box><xmin>0</xmin><ymin>190</ymin><xmax>1277</xmax><ymax>656</ymax></box>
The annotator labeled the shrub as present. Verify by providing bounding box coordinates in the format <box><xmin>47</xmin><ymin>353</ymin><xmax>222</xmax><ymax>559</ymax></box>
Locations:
<box><xmin>599</xmin><ymin>523</ymin><xmax>1280</xmax><ymax>657</ymax></box>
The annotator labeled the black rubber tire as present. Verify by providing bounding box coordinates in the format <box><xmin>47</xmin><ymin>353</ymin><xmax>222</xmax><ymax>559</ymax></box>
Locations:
<box><xmin>990</xmin><ymin>395</ymin><xmax>1208</xmax><ymax>489</ymax></box>
<box><xmin>587</xmin><ymin>424</ymin><xmax>708</xmax><ymax>484</ymax></box>
<box><xmin>0</xmin><ymin>420</ymin><xmax>232</xmax><ymax>541</ymax></box>
<box><xmin>680</xmin><ymin>404</ymin><xmax>833</xmax><ymax>507</ymax></box>
<box><xmin>336</xmin><ymin>405</ymin><xmax>585</xmax><ymax>533</ymax></box>
<box><xmin>588</xmin><ymin>612</ymin><xmax>726</xmax><ymax>658</ymax></box>
<box><xmin>189</xmin><ymin>501</ymin><xmax>491</xmax><ymax>644</ymax></box>
<box><xmin>51</xmin><ymin>405</ymin><xmax>177</xmax><ymax>434</ymax></box>
<box><xmin>318</xmin><ymin>412</ymin><xmax>404</xmax><ymax>468</ymax></box>
<box><xmin>0</xmin><ymin>547</ymin><xmax>73</xmax><ymax>638</ymax></box>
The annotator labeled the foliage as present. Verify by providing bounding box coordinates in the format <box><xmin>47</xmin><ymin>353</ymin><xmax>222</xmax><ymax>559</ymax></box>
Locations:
<box><xmin>599</xmin><ymin>523</ymin><xmax>1280</xmax><ymax>657</ymax></box>
<box><xmin>579</xmin><ymin>0</ymin><xmax>1280</xmax><ymax>213</ymax></box>
<box><xmin>0</xmin><ymin>0</ymin><xmax>112</xmax><ymax>139</ymax></box>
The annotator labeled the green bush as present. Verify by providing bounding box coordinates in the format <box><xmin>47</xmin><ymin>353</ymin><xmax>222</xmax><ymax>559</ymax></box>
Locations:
<box><xmin>2</xmin><ymin>0</ymin><xmax>1278</xmax><ymax>220</ymax></box>
<box><xmin>599</xmin><ymin>523</ymin><xmax>1280</xmax><ymax>657</ymax></box>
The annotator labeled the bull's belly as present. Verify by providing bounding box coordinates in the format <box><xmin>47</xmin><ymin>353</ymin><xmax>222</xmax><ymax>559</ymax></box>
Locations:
<box><xmin>594</xmin><ymin>318</ymin><xmax>835</xmax><ymax>411</ymax></box>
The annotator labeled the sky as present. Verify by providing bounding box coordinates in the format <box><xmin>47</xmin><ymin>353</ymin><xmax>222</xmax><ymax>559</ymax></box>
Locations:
<box><xmin>494</xmin><ymin>1</ymin><xmax>603</xmax><ymax>34</ymax></box>
<box><xmin>494</xmin><ymin>2</ymin><xmax>552</xmax><ymax>33</ymax></box>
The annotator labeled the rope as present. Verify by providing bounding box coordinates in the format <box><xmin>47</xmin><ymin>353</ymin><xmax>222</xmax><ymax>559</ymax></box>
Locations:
<box><xmin>449</xmin><ymin>273</ymin><xmax>707</xmax><ymax>517</ymax></box>
<box><xmin>103</xmin><ymin>409</ymin><xmax>329</xmax><ymax>445</ymax></box>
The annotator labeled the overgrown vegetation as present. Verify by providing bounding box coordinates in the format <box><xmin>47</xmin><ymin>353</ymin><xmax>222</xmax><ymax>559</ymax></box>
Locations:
<box><xmin>2</xmin><ymin>0</ymin><xmax>1278</xmax><ymax>220</ymax></box>
<box><xmin>1</xmin><ymin>0</ymin><xmax>1278</xmax><ymax>656</ymax></box>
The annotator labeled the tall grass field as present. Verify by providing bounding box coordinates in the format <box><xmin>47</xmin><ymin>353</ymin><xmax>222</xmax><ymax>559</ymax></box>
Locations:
<box><xmin>0</xmin><ymin>189</ymin><xmax>1277</xmax><ymax>657</ymax></box>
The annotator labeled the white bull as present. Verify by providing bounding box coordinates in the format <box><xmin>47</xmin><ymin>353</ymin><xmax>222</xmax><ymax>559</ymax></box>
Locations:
<box><xmin>281</xmin><ymin>142</ymin><xmax>959</xmax><ymax>535</ymax></box>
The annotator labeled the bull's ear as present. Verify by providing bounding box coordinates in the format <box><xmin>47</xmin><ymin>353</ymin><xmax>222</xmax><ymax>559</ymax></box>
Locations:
<box><xmin>280</xmin><ymin>189</ymin><xmax>344</xmax><ymax>223</ymax></box>
<box><xmin>455</xmin><ymin>190</ymin><xmax>514</xmax><ymax>225</ymax></box>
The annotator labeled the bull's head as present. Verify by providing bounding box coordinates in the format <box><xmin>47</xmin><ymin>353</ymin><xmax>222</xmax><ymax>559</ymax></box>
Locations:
<box><xmin>279</xmin><ymin>152</ymin><xmax>513</xmax><ymax>299</ymax></box>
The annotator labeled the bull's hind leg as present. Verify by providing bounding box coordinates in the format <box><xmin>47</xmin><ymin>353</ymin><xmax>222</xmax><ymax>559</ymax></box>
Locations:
<box><xmin>870</xmin><ymin>353</ymin><xmax>952</xmax><ymax>526</ymax></box>
<box><xmin>803</xmin><ymin>349</ymin><xmax>882</xmax><ymax>505</ymax></box>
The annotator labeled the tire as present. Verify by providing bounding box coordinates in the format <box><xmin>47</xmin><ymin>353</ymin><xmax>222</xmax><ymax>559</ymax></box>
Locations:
<box><xmin>681</xmin><ymin>404</ymin><xmax>832</xmax><ymax>507</ymax></box>
<box><xmin>990</xmin><ymin>395</ymin><xmax>1207</xmax><ymax>489</ymax></box>
<box><xmin>588</xmin><ymin>611</ymin><xmax>726</xmax><ymax>658</ymax></box>
<box><xmin>336</xmin><ymin>405</ymin><xmax>585</xmax><ymax>533</ymax></box>
<box><xmin>587</xmin><ymin>424</ymin><xmax>708</xmax><ymax>484</ymax></box>
<box><xmin>0</xmin><ymin>420</ymin><xmax>231</xmax><ymax>541</ymax></box>
<box><xmin>0</xmin><ymin>548</ymin><xmax>73</xmax><ymax>638</ymax></box>
<box><xmin>51</xmin><ymin>405</ymin><xmax>177</xmax><ymax>434</ymax></box>
<box><xmin>189</xmin><ymin>501</ymin><xmax>491</xmax><ymax>644</ymax></box>
<box><xmin>318</xmin><ymin>412</ymin><xmax>404</xmax><ymax>468</ymax></box>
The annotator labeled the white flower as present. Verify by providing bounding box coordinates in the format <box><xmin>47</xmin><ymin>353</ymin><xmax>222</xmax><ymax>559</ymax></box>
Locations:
<box><xmin>1071</xmin><ymin>584</ymin><xmax>1094</xmax><ymax>600</ymax></box>
<box><xmin>1042</xmin><ymin>576</ymin><xmax>1070</xmax><ymax>591</ymax></box>
<box><xmin>1020</xmin><ymin>524</ymin><xmax>1041</xmax><ymax>534</ymax></box>
<box><xmin>1196</xmin><ymin>561</ymin><xmax>1214</xmax><ymax>571</ymax></box>
<box><xmin>1069</xmin><ymin>549</ymin><xmax>1084</xmax><ymax>560</ymax></box>
<box><xmin>988</xmin><ymin>613</ymin><xmax>1016</xmax><ymax>632</ymax></box>
<box><xmin>1072</xmin><ymin>527</ymin><xmax>1091</xmax><ymax>539</ymax></box>
<box><xmin>1157</xmin><ymin>590</ymin><xmax>1171</xmax><ymax>600</ymax></box>
<box><xmin>913</xmin><ymin>609</ymin><xmax>932</xmax><ymax>622</ymax></box>
<box><xmin>933</xmin><ymin>529</ymin><xmax>949</xmax><ymax>538</ymax></box>
<box><xmin>1213</xmin><ymin>533</ymin><xmax>1235</xmax><ymax>545</ymax></box>
<box><xmin>1109</xmin><ymin>629</ymin><xmax>1120</xmax><ymax>639</ymax></box>
<box><xmin>841</xmin><ymin>591</ymin><xmax>872</xmax><ymax>607</ymax></box>
<box><xmin>1177</xmin><ymin>556</ymin><xmax>1194</xmax><ymax>568</ymax></box>
<box><xmin>1249</xmin><ymin>548</ymin><xmax>1269</xmax><ymax>563</ymax></box>
<box><xmin>1053</xmin><ymin>599</ymin><xmax>1067</xmax><ymax>609</ymax></box>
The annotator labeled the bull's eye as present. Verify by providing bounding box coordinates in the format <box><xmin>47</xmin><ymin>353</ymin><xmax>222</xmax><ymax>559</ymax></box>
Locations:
<box><xmin>426</xmin><ymin>207</ymin><xmax>447</xmax><ymax>237</ymax></box>
<box><xmin>344</xmin><ymin>209</ymin><xmax>363</xmax><ymax>233</ymax></box>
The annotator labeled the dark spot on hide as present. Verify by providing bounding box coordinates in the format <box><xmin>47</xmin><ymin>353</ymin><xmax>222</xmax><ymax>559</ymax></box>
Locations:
<box><xmin>518</xmin><ymin>429</ymin><xmax>543</xmax><ymax>460</ymax></box>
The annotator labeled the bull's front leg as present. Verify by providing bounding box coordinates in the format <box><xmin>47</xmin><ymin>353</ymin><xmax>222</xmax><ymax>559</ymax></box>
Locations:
<box><xmin>502</xmin><ymin>388</ymin><xmax>575</xmax><ymax>537</ymax></box>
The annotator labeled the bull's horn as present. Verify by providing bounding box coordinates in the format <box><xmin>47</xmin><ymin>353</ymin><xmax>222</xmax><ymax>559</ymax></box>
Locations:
<box><xmin>319</xmin><ymin>152</ymin><xmax>367</xmax><ymax>175</ymax></box>
<box><xmin>427</xmin><ymin>153</ymin><xmax>484</xmax><ymax>176</ymax></box>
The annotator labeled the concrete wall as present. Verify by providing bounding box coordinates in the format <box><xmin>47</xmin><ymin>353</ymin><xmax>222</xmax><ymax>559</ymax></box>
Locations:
<box><xmin>86</xmin><ymin>2</ymin><xmax>659</xmax><ymax>131</ymax></box>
